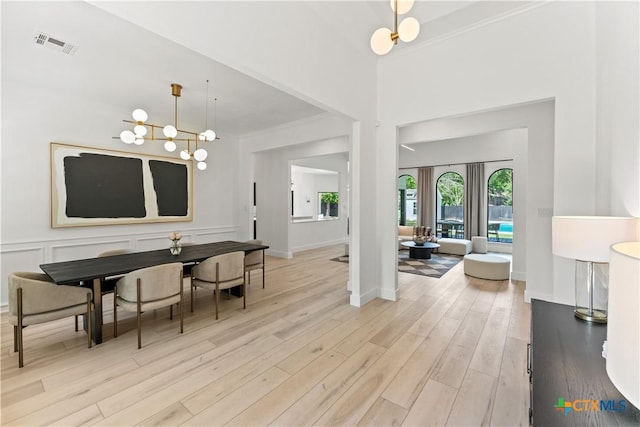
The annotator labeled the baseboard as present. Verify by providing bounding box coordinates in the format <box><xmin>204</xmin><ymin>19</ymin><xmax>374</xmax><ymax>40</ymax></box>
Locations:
<box><xmin>266</xmin><ymin>249</ymin><xmax>292</xmax><ymax>259</ymax></box>
<box><xmin>379</xmin><ymin>286</ymin><xmax>398</xmax><ymax>301</ymax></box>
<box><xmin>350</xmin><ymin>287</ymin><xmax>379</xmax><ymax>307</ymax></box>
<box><xmin>291</xmin><ymin>238</ymin><xmax>348</xmax><ymax>254</ymax></box>
<box><xmin>511</xmin><ymin>271</ymin><xmax>526</xmax><ymax>281</ymax></box>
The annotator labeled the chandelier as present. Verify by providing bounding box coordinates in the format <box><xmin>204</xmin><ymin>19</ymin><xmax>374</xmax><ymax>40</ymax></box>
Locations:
<box><xmin>370</xmin><ymin>0</ymin><xmax>420</xmax><ymax>55</ymax></box>
<box><xmin>119</xmin><ymin>82</ymin><xmax>216</xmax><ymax>171</ymax></box>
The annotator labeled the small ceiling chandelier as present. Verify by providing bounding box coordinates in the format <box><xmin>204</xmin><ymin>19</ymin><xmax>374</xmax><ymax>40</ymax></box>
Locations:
<box><xmin>370</xmin><ymin>0</ymin><xmax>420</xmax><ymax>55</ymax></box>
<box><xmin>119</xmin><ymin>81</ymin><xmax>216</xmax><ymax>171</ymax></box>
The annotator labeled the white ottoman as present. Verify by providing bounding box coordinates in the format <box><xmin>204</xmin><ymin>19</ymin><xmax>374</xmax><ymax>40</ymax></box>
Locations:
<box><xmin>464</xmin><ymin>254</ymin><xmax>510</xmax><ymax>280</ymax></box>
<box><xmin>472</xmin><ymin>236</ymin><xmax>488</xmax><ymax>254</ymax></box>
<box><xmin>437</xmin><ymin>238</ymin><xmax>472</xmax><ymax>255</ymax></box>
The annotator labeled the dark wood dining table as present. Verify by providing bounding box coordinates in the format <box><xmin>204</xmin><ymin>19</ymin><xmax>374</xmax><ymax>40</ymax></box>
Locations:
<box><xmin>40</xmin><ymin>240</ymin><xmax>268</xmax><ymax>344</ymax></box>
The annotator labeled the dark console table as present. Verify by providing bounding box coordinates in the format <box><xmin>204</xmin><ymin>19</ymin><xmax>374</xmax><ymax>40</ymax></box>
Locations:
<box><xmin>529</xmin><ymin>299</ymin><xmax>640</xmax><ymax>426</ymax></box>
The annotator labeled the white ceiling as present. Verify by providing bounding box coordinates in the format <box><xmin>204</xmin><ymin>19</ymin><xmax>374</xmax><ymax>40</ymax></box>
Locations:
<box><xmin>2</xmin><ymin>1</ymin><xmax>533</xmax><ymax>139</ymax></box>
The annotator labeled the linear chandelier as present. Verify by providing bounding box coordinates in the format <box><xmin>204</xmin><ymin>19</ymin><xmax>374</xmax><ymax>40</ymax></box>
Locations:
<box><xmin>370</xmin><ymin>0</ymin><xmax>420</xmax><ymax>55</ymax></box>
<box><xmin>119</xmin><ymin>82</ymin><xmax>216</xmax><ymax>171</ymax></box>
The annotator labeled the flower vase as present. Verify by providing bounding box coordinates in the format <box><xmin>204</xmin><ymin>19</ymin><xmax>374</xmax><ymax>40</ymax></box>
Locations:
<box><xmin>170</xmin><ymin>242</ymin><xmax>182</xmax><ymax>255</ymax></box>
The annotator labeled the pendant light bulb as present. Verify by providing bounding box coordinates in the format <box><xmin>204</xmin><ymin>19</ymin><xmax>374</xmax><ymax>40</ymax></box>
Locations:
<box><xmin>371</xmin><ymin>27</ymin><xmax>394</xmax><ymax>55</ymax></box>
<box><xmin>390</xmin><ymin>0</ymin><xmax>414</xmax><ymax>15</ymax></box>
<box><xmin>197</xmin><ymin>161</ymin><xmax>207</xmax><ymax>171</ymax></box>
<box><xmin>120</xmin><ymin>130</ymin><xmax>135</xmax><ymax>144</ymax></box>
<box><xmin>398</xmin><ymin>17</ymin><xmax>420</xmax><ymax>42</ymax></box>
<box><xmin>194</xmin><ymin>148</ymin><xmax>208</xmax><ymax>162</ymax></box>
<box><xmin>132</xmin><ymin>109</ymin><xmax>148</xmax><ymax>123</ymax></box>
<box><xmin>164</xmin><ymin>140</ymin><xmax>177</xmax><ymax>152</ymax></box>
<box><xmin>134</xmin><ymin>125</ymin><xmax>147</xmax><ymax>137</ymax></box>
<box><xmin>180</xmin><ymin>150</ymin><xmax>191</xmax><ymax>160</ymax></box>
<box><xmin>163</xmin><ymin>125</ymin><xmax>178</xmax><ymax>138</ymax></box>
<box><xmin>134</xmin><ymin>137</ymin><xmax>144</xmax><ymax>146</ymax></box>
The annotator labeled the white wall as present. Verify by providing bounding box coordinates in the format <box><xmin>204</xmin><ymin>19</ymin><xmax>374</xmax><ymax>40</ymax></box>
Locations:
<box><xmin>378</xmin><ymin>1</ymin><xmax>597</xmax><ymax>304</ymax></box>
<box><xmin>595</xmin><ymin>1</ymin><xmax>640</xmax><ymax>217</ymax></box>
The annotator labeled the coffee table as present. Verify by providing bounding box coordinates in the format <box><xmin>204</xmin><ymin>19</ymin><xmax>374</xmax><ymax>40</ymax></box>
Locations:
<box><xmin>400</xmin><ymin>241</ymin><xmax>440</xmax><ymax>259</ymax></box>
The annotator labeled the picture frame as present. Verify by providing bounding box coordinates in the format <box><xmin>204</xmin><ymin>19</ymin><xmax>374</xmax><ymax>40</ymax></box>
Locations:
<box><xmin>51</xmin><ymin>143</ymin><xmax>193</xmax><ymax>227</ymax></box>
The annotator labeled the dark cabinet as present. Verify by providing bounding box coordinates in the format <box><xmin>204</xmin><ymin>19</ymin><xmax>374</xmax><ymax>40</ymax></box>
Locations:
<box><xmin>529</xmin><ymin>299</ymin><xmax>640</xmax><ymax>426</ymax></box>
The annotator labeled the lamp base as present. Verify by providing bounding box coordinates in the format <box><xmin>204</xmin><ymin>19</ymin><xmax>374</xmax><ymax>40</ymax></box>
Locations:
<box><xmin>575</xmin><ymin>307</ymin><xmax>607</xmax><ymax>323</ymax></box>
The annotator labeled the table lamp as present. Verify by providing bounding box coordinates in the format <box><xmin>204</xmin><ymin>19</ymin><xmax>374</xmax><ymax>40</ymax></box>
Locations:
<box><xmin>606</xmin><ymin>241</ymin><xmax>639</xmax><ymax>408</ymax></box>
<box><xmin>551</xmin><ymin>216</ymin><xmax>638</xmax><ymax>322</ymax></box>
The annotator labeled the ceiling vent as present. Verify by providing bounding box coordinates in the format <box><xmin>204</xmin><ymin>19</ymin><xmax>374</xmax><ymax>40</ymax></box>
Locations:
<box><xmin>34</xmin><ymin>31</ymin><xmax>78</xmax><ymax>55</ymax></box>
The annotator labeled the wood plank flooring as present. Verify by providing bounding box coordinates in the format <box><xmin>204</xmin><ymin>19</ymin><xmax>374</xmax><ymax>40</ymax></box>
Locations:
<box><xmin>0</xmin><ymin>244</ymin><xmax>531</xmax><ymax>426</ymax></box>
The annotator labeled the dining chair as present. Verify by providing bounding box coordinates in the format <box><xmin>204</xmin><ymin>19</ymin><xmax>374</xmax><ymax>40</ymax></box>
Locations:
<box><xmin>8</xmin><ymin>272</ymin><xmax>92</xmax><ymax>368</ymax></box>
<box><xmin>113</xmin><ymin>262</ymin><xmax>183</xmax><ymax>349</ymax></box>
<box><xmin>191</xmin><ymin>251</ymin><xmax>245</xmax><ymax>319</ymax></box>
<box><xmin>244</xmin><ymin>239</ymin><xmax>265</xmax><ymax>288</ymax></box>
<box><xmin>97</xmin><ymin>248</ymin><xmax>134</xmax><ymax>295</ymax></box>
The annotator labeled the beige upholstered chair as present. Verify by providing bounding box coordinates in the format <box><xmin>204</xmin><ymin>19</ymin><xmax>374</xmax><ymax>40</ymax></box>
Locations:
<box><xmin>98</xmin><ymin>248</ymin><xmax>134</xmax><ymax>295</ymax></box>
<box><xmin>191</xmin><ymin>251</ymin><xmax>245</xmax><ymax>319</ymax></box>
<box><xmin>8</xmin><ymin>272</ymin><xmax>92</xmax><ymax>368</ymax></box>
<box><xmin>244</xmin><ymin>239</ymin><xmax>265</xmax><ymax>288</ymax></box>
<box><xmin>113</xmin><ymin>262</ymin><xmax>183</xmax><ymax>349</ymax></box>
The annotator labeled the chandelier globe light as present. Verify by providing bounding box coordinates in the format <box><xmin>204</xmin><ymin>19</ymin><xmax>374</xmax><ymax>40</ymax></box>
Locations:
<box><xmin>118</xmin><ymin>81</ymin><xmax>218</xmax><ymax>171</ymax></box>
<box><xmin>370</xmin><ymin>0</ymin><xmax>420</xmax><ymax>55</ymax></box>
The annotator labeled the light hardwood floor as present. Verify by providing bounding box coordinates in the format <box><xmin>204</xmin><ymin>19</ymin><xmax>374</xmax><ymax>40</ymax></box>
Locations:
<box><xmin>1</xmin><ymin>244</ymin><xmax>531</xmax><ymax>426</ymax></box>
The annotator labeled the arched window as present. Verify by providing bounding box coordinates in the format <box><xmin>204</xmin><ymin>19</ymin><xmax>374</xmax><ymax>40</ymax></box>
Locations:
<box><xmin>487</xmin><ymin>168</ymin><xmax>513</xmax><ymax>243</ymax></box>
<box><xmin>436</xmin><ymin>172</ymin><xmax>464</xmax><ymax>238</ymax></box>
<box><xmin>398</xmin><ymin>174</ymin><xmax>417</xmax><ymax>226</ymax></box>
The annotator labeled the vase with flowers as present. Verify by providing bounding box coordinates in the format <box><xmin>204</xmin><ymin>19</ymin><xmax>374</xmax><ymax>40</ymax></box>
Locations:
<box><xmin>169</xmin><ymin>232</ymin><xmax>182</xmax><ymax>255</ymax></box>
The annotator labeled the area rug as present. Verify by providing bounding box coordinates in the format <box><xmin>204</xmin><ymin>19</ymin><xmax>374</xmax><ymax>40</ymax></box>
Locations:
<box><xmin>330</xmin><ymin>252</ymin><xmax>462</xmax><ymax>279</ymax></box>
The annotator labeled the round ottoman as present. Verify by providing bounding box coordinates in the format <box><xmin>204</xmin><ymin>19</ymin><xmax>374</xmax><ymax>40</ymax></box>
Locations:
<box><xmin>464</xmin><ymin>254</ymin><xmax>510</xmax><ymax>280</ymax></box>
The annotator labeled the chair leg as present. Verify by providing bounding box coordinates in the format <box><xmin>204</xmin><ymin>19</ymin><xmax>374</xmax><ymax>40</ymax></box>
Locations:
<box><xmin>215</xmin><ymin>263</ymin><xmax>220</xmax><ymax>320</ymax></box>
<box><xmin>262</xmin><ymin>267</ymin><xmax>265</xmax><ymax>289</ymax></box>
<box><xmin>13</xmin><ymin>325</ymin><xmax>18</xmax><ymax>352</ymax></box>
<box><xmin>179</xmin><ymin>274</ymin><xmax>184</xmax><ymax>334</ymax></box>
<box><xmin>113</xmin><ymin>285</ymin><xmax>118</xmax><ymax>338</ymax></box>
<box><xmin>243</xmin><ymin>277</ymin><xmax>246</xmax><ymax>310</ymax></box>
<box><xmin>75</xmin><ymin>315</ymin><xmax>78</xmax><ymax>331</ymax></box>
<box><xmin>17</xmin><ymin>287</ymin><xmax>24</xmax><ymax>368</ymax></box>
<box><xmin>137</xmin><ymin>278</ymin><xmax>142</xmax><ymax>349</ymax></box>
<box><xmin>170</xmin><ymin>304</ymin><xmax>173</xmax><ymax>321</ymax></box>
<box><xmin>86</xmin><ymin>292</ymin><xmax>92</xmax><ymax>348</ymax></box>
<box><xmin>190</xmin><ymin>275</ymin><xmax>194</xmax><ymax>313</ymax></box>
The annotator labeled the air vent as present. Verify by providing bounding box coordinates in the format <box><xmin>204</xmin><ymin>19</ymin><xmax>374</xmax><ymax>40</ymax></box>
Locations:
<box><xmin>34</xmin><ymin>31</ymin><xmax>78</xmax><ymax>55</ymax></box>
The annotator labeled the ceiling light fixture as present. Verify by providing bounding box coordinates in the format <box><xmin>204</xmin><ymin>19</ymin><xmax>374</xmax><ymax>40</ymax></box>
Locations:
<box><xmin>400</xmin><ymin>144</ymin><xmax>415</xmax><ymax>151</ymax></box>
<box><xmin>370</xmin><ymin>0</ymin><xmax>420</xmax><ymax>55</ymax></box>
<box><xmin>119</xmin><ymin>81</ymin><xmax>216</xmax><ymax>171</ymax></box>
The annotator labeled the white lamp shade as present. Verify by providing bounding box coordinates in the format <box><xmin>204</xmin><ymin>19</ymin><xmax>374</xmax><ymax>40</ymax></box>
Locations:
<box><xmin>193</xmin><ymin>148</ymin><xmax>207</xmax><ymax>162</ymax></box>
<box><xmin>390</xmin><ymin>0</ymin><xmax>414</xmax><ymax>15</ymax></box>
<box><xmin>398</xmin><ymin>17</ymin><xmax>420</xmax><ymax>43</ymax></box>
<box><xmin>371</xmin><ymin>27</ymin><xmax>393</xmax><ymax>55</ymax></box>
<box><xmin>133</xmin><ymin>137</ymin><xmax>144</xmax><ymax>145</ymax></box>
<box><xmin>120</xmin><ymin>130</ymin><xmax>135</xmax><ymax>144</ymax></box>
<box><xmin>552</xmin><ymin>216</ymin><xmax>639</xmax><ymax>262</ymax></box>
<box><xmin>134</xmin><ymin>125</ymin><xmax>147</xmax><ymax>137</ymax></box>
<box><xmin>132</xmin><ymin>108</ymin><xmax>148</xmax><ymax>122</ymax></box>
<box><xmin>163</xmin><ymin>125</ymin><xmax>178</xmax><ymax>138</ymax></box>
<box><xmin>606</xmin><ymin>241</ymin><xmax>640</xmax><ymax>408</ymax></box>
<box><xmin>197</xmin><ymin>161</ymin><xmax>207</xmax><ymax>171</ymax></box>
<box><xmin>179</xmin><ymin>150</ymin><xmax>191</xmax><ymax>160</ymax></box>
<box><xmin>164</xmin><ymin>141</ymin><xmax>177</xmax><ymax>152</ymax></box>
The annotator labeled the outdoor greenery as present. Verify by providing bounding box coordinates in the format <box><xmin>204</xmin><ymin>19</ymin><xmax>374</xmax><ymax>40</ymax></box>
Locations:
<box><xmin>437</xmin><ymin>172</ymin><xmax>464</xmax><ymax>206</ymax></box>
<box><xmin>488</xmin><ymin>169</ymin><xmax>513</xmax><ymax>206</ymax></box>
<box><xmin>320</xmin><ymin>192</ymin><xmax>339</xmax><ymax>217</ymax></box>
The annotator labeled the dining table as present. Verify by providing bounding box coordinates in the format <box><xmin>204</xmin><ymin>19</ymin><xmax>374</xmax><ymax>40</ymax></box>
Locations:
<box><xmin>40</xmin><ymin>240</ymin><xmax>268</xmax><ymax>344</ymax></box>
